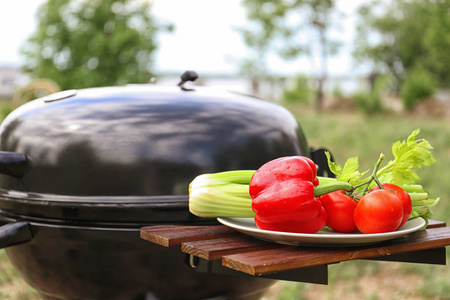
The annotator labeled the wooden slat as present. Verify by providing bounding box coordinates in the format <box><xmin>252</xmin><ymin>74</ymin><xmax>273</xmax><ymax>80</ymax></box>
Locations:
<box><xmin>222</xmin><ymin>226</ymin><xmax>450</xmax><ymax>276</ymax></box>
<box><xmin>426</xmin><ymin>220</ymin><xmax>446</xmax><ymax>228</ymax></box>
<box><xmin>181</xmin><ymin>235</ymin><xmax>284</xmax><ymax>260</ymax></box>
<box><xmin>140</xmin><ymin>225</ymin><xmax>237</xmax><ymax>247</ymax></box>
<box><xmin>140</xmin><ymin>220</ymin><xmax>445</xmax><ymax>247</ymax></box>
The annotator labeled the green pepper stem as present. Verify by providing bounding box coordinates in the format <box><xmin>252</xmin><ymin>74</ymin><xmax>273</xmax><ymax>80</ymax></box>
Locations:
<box><xmin>314</xmin><ymin>181</ymin><xmax>354</xmax><ymax>197</ymax></box>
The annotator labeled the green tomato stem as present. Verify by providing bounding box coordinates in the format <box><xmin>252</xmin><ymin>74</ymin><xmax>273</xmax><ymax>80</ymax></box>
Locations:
<box><xmin>361</xmin><ymin>153</ymin><xmax>385</xmax><ymax>195</ymax></box>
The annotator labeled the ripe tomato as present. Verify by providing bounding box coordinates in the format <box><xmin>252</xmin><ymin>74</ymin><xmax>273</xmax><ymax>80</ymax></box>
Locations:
<box><xmin>353</xmin><ymin>189</ymin><xmax>403</xmax><ymax>234</ymax></box>
<box><xmin>372</xmin><ymin>183</ymin><xmax>412</xmax><ymax>228</ymax></box>
<box><xmin>320</xmin><ymin>191</ymin><xmax>358</xmax><ymax>233</ymax></box>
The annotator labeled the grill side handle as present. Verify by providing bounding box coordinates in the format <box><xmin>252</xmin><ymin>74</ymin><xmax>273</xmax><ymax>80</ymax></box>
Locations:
<box><xmin>0</xmin><ymin>221</ymin><xmax>33</xmax><ymax>249</ymax></box>
<box><xmin>310</xmin><ymin>147</ymin><xmax>335</xmax><ymax>178</ymax></box>
<box><xmin>0</xmin><ymin>151</ymin><xmax>28</xmax><ymax>178</ymax></box>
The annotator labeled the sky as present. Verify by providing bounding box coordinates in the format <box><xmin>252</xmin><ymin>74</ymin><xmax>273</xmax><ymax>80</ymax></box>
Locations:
<box><xmin>0</xmin><ymin>0</ymin><xmax>370</xmax><ymax>77</ymax></box>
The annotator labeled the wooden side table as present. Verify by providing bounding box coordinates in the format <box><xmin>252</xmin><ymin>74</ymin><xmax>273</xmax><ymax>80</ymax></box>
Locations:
<box><xmin>141</xmin><ymin>220</ymin><xmax>450</xmax><ymax>284</ymax></box>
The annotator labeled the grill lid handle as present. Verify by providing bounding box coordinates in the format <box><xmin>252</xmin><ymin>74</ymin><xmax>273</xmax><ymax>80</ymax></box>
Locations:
<box><xmin>0</xmin><ymin>221</ymin><xmax>33</xmax><ymax>249</ymax></box>
<box><xmin>310</xmin><ymin>147</ymin><xmax>335</xmax><ymax>178</ymax></box>
<box><xmin>0</xmin><ymin>151</ymin><xmax>28</xmax><ymax>178</ymax></box>
<box><xmin>177</xmin><ymin>70</ymin><xmax>198</xmax><ymax>91</ymax></box>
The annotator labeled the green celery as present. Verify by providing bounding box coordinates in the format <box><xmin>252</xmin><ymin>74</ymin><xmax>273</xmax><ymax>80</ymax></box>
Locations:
<box><xmin>189</xmin><ymin>171</ymin><xmax>255</xmax><ymax>218</ymax></box>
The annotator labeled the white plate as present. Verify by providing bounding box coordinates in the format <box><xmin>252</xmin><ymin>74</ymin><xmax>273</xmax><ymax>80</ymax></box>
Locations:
<box><xmin>217</xmin><ymin>217</ymin><xmax>426</xmax><ymax>247</ymax></box>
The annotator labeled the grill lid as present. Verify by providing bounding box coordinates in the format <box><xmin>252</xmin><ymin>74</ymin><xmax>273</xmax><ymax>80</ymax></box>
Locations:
<box><xmin>0</xmin><ymin>75</ymin><xmax>309</xmax><ymax>197</ymax></box>
<box><xmin>0</xmin><ymin>72</ymin><xmax>316</xmax><ymax>226</ymax></box>
<box><xmin>0</xmin><ymin>72</ymin><xmax>311</xmax><ymax>224</ymax></box>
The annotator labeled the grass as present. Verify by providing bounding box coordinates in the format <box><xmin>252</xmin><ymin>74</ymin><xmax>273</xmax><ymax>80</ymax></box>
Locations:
<box><xmin>0</xmin><ymin>251</ymin><xmax>39</xmax><ymax>300</ymax></box>
<box><xmin>0</xmin><ymin>100</ymin><xmax>449</xmax><ymax>299</ymax></box>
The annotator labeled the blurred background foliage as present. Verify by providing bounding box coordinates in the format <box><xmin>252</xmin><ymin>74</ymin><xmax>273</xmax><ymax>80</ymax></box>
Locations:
<box><xmin>13</xmin><ymin>0</ymin><xmax>450</xmax><ymax>113</ymax></box>
<box><xmin>238</xmin><ymin>0</ymin><xmax>341</xmax><ymax>110</ymax></box>
<box><xmin>353</xmin><ymin>0</ymin><xmax>450</xmax><ymax>90</ymax></box>
<box><xmin>20</xmin><ymin>0</ymin><xmax>173</xmax><ymax>90</ymax></box>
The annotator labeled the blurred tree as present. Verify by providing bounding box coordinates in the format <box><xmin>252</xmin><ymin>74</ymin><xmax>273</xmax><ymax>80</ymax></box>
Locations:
<box><xmin>353</xmin><ymin>0</ymin><xmax>450</xmax><ymax>90</ymax></box>
<box><xmin>239</xmin><ymin>0</ymin><xmax>341</xmax><ymax>110</ymax></box>
<box><xmin>21</xmin><ymin>0</ymin><xmax>172</xmax><ymax>90</ymax></box>
<box><xmin>236</xmin><ymin>1</ymin><xmax>281</xmax><ymax>96</ymax></box>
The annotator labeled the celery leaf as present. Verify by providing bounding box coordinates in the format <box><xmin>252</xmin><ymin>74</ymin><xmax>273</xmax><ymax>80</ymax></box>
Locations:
<box><xmin>325</xmin><ymin>152</ymin><xmax>367</xmax><ymax>185</ymax></box>
<box><xmin>377</xmin><ymin>129</ymin><xmax>436</xmax><ymax>186</ymax></box>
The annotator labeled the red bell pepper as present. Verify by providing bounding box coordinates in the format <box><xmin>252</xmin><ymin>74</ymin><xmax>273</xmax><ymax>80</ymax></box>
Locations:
<box><xmin>249</xmin><ymin>156</ymin><xmax>352</xmax><ymax>234</ymax></box>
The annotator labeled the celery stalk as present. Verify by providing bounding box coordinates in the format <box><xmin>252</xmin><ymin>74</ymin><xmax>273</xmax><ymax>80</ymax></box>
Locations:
<box><xmin>401</xmin><ymin>184</ymin><xmax>426</xmax><ymax>193</ymax></box>
<box><xmin>188</xmin><ymin>171</ymin><xmax>255</xmax><ymax>218</ymax></box>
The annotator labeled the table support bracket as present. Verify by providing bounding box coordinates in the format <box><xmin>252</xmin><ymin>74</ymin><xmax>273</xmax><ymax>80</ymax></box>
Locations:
<box><xmin>366</xmin><ymin>247</ymin><xmax>447</xmax><ymax>265</ymax></box>
<box><xmin>187</xmin><ymin>254</ymin><xmax>329</xmax><ymax>285</ymax></box>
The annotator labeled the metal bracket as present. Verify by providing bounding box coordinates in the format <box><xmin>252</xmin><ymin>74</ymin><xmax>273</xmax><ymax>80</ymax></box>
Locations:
<box><xmin>186</xmin><ymin>254</ymin><xmax>329</xmax><ymax>284</ymax></box>
<box><xmin>366</xmin><ymin>247</ymin><xmax>447</xmax><ymax>265</ymax></box>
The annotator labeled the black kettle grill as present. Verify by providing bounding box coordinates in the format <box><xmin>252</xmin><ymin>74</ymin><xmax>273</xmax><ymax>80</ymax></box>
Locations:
<box><xmin>0</xmin><ymin>72</ymin><xmax>332</xmax><ymax>300</ymax></box>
